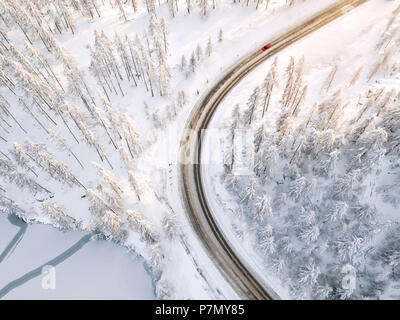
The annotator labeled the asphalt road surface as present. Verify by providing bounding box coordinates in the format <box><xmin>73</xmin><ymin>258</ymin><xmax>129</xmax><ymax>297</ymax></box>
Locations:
<box><xmin>179</xmin><ymin>0</ymin><xmax>368</xmax><ymax>300</ymax></box>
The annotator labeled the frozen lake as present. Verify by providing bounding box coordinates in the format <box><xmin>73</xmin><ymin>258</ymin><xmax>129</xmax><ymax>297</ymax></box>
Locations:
<box><xmin>0</xmin><ymin>213</ymin><xmax>155</xmax><ymax>299</ymax></box>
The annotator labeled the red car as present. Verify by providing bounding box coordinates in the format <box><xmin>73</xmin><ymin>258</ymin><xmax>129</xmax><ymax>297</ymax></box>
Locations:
<box><xmin>262</xmin><ymin>43</ymin><xmax>272</xmax><ymax>51</ymax></box>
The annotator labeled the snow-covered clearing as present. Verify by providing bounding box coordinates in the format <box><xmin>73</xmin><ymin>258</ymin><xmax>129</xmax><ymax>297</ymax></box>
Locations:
<box><xmin>202</xmin><ymin>0</ymin><xmax>400</xmax><ymax>299</ymax></box>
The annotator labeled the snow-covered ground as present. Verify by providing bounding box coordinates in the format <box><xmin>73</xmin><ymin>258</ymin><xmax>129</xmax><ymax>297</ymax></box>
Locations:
<box><xmin>4</xmin><ymin>0</ymin><xmax>394</xmax><ymax>300</ymax></box>
<box><xmin>0</xmin><ymin>213</ymin><xmax>155</xmax><ymax>299</ymax></box>
<box><xmin>202</xmin><ymin>0</ymin><xmax>400</xmax><ymax>299</ymax></box>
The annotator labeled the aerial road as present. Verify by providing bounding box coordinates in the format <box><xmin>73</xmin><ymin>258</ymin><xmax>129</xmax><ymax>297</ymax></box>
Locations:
<box><xmin>179</xmin><ymin>0</ymin><xmax>368</xmax><ymax>300</ymax></box>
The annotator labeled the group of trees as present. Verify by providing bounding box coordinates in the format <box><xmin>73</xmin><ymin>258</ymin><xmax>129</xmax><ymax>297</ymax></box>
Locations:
<box><xmin>89</xmin><ymin>14</ymin><xmax>171</xmax><ymax>100</ymax></box>
<box><xmin>89</xmin><ymin>13</ymin><xmax>171</xmax><ymax>99</ymax></box>
<box><xmin>221</xmin><ymin>5</ymin><xmax>400</xmax><ymax>299</ymax></box>
<box><xmin>180</xmin><ymin>32</ymin><xmax>219</xmax><ymax>77</ymax></box>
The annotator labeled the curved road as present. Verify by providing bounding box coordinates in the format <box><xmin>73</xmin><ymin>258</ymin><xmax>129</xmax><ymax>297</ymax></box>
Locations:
<box><xmin>179</xmin><ymin>0</ymin><xmax>368</xmax><ymax>300</ymax></box>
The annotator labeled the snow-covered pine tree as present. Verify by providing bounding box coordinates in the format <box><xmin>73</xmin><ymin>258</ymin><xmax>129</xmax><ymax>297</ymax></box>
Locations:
<box><xmin>58</xmin><ymin>0</ymin><xmax>76</xmax><ymax>34</ymax></box>
<box><xmin>25</xmin><ymin>139</ymin><xmax>86</xmax><ymax>189</ymax></box>
<box><xmin>10</xmin><ymin>142</ymin><xmax>38</xmax><ymax>177</ymax></box>
<box><xmin>128</xmin><ymin>170</ymin><xmax>143</xmax><ymax>201</ymax></box>
<box><xmin>49</xmin><ymin>129</ymin><xmax>84</xmax><ymax>169</ymax></box>
<box><xmin>167</xmin><ymin>0</ymin><xmax>176</xmax><ymax>18</ymax></box>
<box><xmin>131</xmin><ymin>0</ymin><xmax>139</xmax><ymax>12</ymax></box>
<box><xmin>186</xmin><ymin>0</ymin><xmax>192</xmax><ymax>14</ymax></box>
<box><xmin>101</xmin><ymin>95</ymin><xmax>123</xmax><ymax>140</ymax></box>
<box><xmin>149</xmin><ymin>14</ymin><xmax>171</xmax><ymax>95</ymax></box>
<box><xmin>252</xmin><ymin>122</ymin><xmax>262</xmax><ymax>152</ymax></box>
<box><xmin>0</xmin><ymin>155</ymin><xmax>50</xmax><ymax>194</ymax></box>
<box><xmin>199</xmin><ymin>0</ymin><xmax>209</xmax><ymax>16</ymax></box>
<box><xmin>0</xmin><ymin>93</ymin><xmax>26</xmax><ymax>133</ymax></box>
<box><xmin>349</xmin><ymin>66</ymin><xmax>363</xmax><ymax>87</ymax></box>
<box><xmin>68</xmin><ymin>104</ymin><xmax>112</xmax><ymax>168</ymax></box>
<box><xmin>287</xmin><ymin>56</ymin><xmax>304</xmax><ymax>111</ymax></box>
<box><xmin>297</xmin><ymin>260</ymin><xmax>320</xmax><ymax>286</ymax></box>
<box><xmin>24</xmin><ymin>40</ymin><xmax>64</xmax><ymax>92</ymax></box>
<box><xmin>102</xmin><ymin>209</ymin><xmax>124</xmax><ymax>237</ymax></box>
<box><xmin>87</xmin><ymin>187</ymin><xmax>116</xmax><ymax>217</ymax></box>
<box><xmin>92</xmin><ymin>162</ymin><xmax>123</xmax><ymax>197</ymax></box>
<box><xmin>144</xmin><ymin>0</ymin><xmax>156</xmax><ymax>14</ymax></box>
<box><xmin>125</xmin><ymin>35</ymin><xmax>140</xmax><ymax>78</ymax></box>
<box><xmin>206</xmin><ymin>37</ymin><xmax>213</xmax><ymax>56</ymax></box>
<box><xmin>94</xmin><ymin>30</ymin><xmax>125</xmax><ymax>95</ymax></box>
<box><xmin>255</xmin><ymin>194</ymin><xmax>272</xmax><ymax>222</ymax></box>
<box><xmin>289</xmin><ymin>176</ymin><xmax>310</xmax><ymax>201</ymax></box>
<box><xmin>2</xmin><ymin>0</ymin><xmax>40</xmax><ymax>45</ymax></box>
<box><xmin>80</xmin><ymin>0</ymin><xmax>101</xmax><ymax>18</ymax></box>
<box><xmin>93</xmin><ymin>105</ymin><xmax>118</xmax><ymax>150</ymax></box>
<box><xmin>325</xmin><ymin>200</ymin><xmax>348</xmax><ymax>222</ymax></box>
<box><xmin>115</xmin><ymin>0</ymin><xmax>128</xmax><ymax>22</ymax></box>
<box><xmin>119</xmin><ymin>145</ymin><xmax>134</xmax><ymax>172</ymax></box>
<box><xmin>282</xmin><ymin>56</ymin><xmax>295</xmax><ymax>107</ymax></box>
<box><xmin>115</xmin><ymin>32</ymin><xmax>137</xmax><ymax>86</ymax></box>
<box><xmin>142</xmin><ymin>47</ymin><xmax>156</xmax><ymax>97</ymax></box>
<box><xmin>260</xmin><ymin>71</ymin><xmax>274</xmax><ymax>118</ymax></box>
<box><xmin>176</xmin><ymin>89</ymin><xmax>188</xmax><ymax>109</ymax></box>
<box><xmin>314</xmin><ymin>149</ymin><xmax>340</xmax><ymax>177</ymax></box>
<box><xmin>241</xmin><ymin>179</ymin><xmax>257</xmax><ymax>204</ymax></box>
<box><xmin>224</xmin><ymin>104</ymin><xmax>240</xmax><ymax>172</ymax></box>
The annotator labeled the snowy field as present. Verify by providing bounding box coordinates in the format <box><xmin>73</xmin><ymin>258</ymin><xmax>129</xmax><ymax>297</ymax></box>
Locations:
<box><xmin>3</xmin><ymin>0</ymin><xmax>396</xmax><ymax>300</ymax></box>
<box><xmin>0</xmin><ymin>214</ymin><xmax>155</xmax><ymax>299</ymax></box>
<box><xmin>202</xmin><ymin>0</ymin><xmax>400</xmax><ymax>299</ymax></box>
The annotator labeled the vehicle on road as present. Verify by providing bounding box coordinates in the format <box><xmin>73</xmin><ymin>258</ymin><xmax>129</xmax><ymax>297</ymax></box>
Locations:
<box><xmin>261</xmin><ymin>43</ymin><xmax>272</xmax><ymax>51</ymax></box>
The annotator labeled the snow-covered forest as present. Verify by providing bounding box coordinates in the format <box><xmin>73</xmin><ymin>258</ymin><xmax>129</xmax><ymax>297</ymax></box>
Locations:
<box><xmin>210</xmin><ymin>2</ymin><xmax>400</xmax><ymax>299</ymax></box>
<box><xmin>0</xmin><ymin>0</ymin><xmax>321</xmax><ymax>299</ymax></box>
<box><xmin>3</xmin><ymin>0</ymin><xmax>398</xmax><ymax>300</ymax></box>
